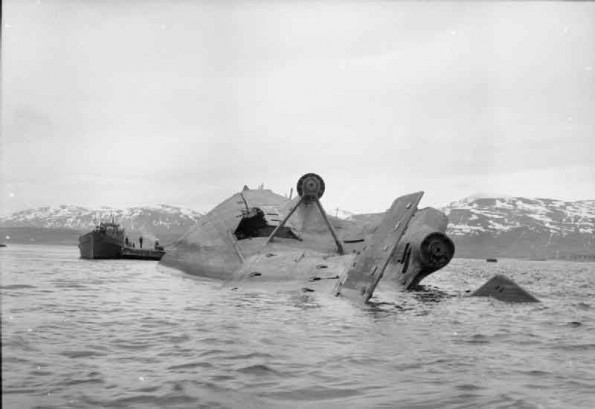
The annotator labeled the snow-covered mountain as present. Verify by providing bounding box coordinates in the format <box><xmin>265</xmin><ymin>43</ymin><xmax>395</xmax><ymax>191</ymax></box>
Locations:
<box><xmin>441</xmin><ymin>197</ymin><xmax>595</xmax><ymax>260</ymax></box>
<box><xmin>0</xmin><ymin>205</ymin><xmax>202</xmax><ymax>244</ymax></box>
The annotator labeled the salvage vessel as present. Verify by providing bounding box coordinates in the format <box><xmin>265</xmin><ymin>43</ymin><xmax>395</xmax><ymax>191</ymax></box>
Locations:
<box><xmin>78</xmin><ymin>221</ymin><xmax>165</xmax><ymax>260</ymax></box>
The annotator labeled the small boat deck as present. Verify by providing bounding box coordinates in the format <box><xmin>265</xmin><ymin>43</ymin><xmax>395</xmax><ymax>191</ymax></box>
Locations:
<box><xmin>121</xmin><ymin>247</ymin><xmax>166</xmax><ymax>261</ymax></box>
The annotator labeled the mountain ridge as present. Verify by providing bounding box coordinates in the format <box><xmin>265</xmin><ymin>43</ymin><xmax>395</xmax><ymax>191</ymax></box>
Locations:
<box><xmin>0</xmin><ymin>204</ymin><xmax>203</xmax><ymax>245</ymax></box>
<box><xmin>439</xmin><ymin>196</ymin><xmax>595</xmax><ymax>260</ymax></box>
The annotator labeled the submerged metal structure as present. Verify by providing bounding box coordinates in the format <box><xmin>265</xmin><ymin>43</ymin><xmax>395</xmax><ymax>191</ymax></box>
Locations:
<box><xmin>160</xmin><ymin>173</ymin><xmax>538</xmax><ymax>303</ymax></box>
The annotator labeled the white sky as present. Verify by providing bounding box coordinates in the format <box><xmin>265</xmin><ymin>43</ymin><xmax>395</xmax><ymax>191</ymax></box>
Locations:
<box><xmin>1</xmin><ymin>0</ymin><xmax>594</xmax><ymax>216</ymax></box>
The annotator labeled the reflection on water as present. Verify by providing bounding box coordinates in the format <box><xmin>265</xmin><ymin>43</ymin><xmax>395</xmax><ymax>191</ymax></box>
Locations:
<box><xmin>2</xmin><ymin>244</ymin><xmax>594</xmax><ymax>409</ymax></box>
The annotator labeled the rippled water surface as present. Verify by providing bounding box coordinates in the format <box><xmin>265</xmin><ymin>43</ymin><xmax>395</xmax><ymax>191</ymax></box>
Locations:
<box><xmin>2</xmin><ymin>244</ymin><xmax>595</xmax><ymax>408</ymax></box>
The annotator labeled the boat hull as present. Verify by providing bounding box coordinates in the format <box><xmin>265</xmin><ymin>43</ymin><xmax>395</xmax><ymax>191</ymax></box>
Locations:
<box><xmin>78</xmin><ymin>231</ymin><xmax>123</xmax><ymax>259</ymax></box>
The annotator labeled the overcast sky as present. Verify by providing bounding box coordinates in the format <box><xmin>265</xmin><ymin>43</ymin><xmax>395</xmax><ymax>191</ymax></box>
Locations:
<box><xmin>2</xmin><ymin>0</ymin><xmax>594</xmax><ymax>216</ymax></box>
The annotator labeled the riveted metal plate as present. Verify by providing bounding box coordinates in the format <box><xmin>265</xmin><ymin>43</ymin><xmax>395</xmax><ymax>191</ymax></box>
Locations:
<box><xmin>334</xmin><ymin>191</ymin><xmax>424</xmax><ymax>303</ymax></box>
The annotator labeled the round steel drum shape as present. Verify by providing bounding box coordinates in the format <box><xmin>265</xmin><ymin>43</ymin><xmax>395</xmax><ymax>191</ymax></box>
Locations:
<box><xmin>419</xmin><ymin>232</ymin><xmax>454</xmax><ymax>268</ymax></box>
<box><xmin>296</xmin><ymin>173</ymin><xmax>325</xmax><ymax>200</ymax></box>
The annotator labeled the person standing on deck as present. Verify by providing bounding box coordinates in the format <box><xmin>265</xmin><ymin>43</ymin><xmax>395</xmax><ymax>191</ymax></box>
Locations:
<box><xmin>139</xmin><ymin>235</ymin><xmax>144</xmax><ymax>249</ymax></box>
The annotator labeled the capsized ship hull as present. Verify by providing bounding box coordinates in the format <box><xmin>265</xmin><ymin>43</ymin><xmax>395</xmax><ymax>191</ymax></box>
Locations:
<box><xmin>160</xmin><ymin>173</ymin><xmax>538</xmax><ymax>303</ymax></box>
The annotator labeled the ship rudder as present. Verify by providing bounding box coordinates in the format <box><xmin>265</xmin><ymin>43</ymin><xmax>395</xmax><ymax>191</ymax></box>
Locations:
<box><xmin>334</xmin><ymin>192</ymin><xmax>424</xmax><ymax>302</ymax></box>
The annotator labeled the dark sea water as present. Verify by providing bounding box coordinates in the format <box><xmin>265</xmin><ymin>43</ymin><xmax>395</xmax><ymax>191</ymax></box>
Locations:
<box><xmin>2</xmin><ymin>244</ymin><xmax>594</xmax><ymax>409</ymax></box>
